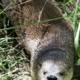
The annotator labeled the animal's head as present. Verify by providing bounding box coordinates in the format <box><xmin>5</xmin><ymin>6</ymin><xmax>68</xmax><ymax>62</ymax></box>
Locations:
<box><xmin>38</xmin><ymin>60</ymin><xmax>73</xmax><ymax>80</ymax></box>
<box><xmin>34</xmin><ymin>48</ymin><xmax>73</xmax><ymax>80</ymax></box>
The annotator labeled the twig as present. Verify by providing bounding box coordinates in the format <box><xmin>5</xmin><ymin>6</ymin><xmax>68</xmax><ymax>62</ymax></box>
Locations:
<box><xmin>38</xmin><ymin>0</ymin><xmax>48</xmax><ymax>23</ymax></box>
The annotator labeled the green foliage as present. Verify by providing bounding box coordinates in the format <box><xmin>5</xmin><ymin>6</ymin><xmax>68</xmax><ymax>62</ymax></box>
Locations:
<box><xmin>77</xmin><ymin>59</ymin><xmax>80</xmax><ymax>65</ymax></box>
<box><xmin>62</xmin><ymin>0</ymin><xmax>80</xmax><ymax>64</ymax></box>
<box><xmin>0</xmin><ymin>3</ymin><xmax>29</xmax><ymax>80</ymax></box>
<box><xmin>0</xmin><ymin>75</ymin><xmax>13</xmax><ymax>80</ymax></box>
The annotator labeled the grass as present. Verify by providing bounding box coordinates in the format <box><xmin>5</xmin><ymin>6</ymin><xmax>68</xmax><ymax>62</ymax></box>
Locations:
<box><xmin>0</xmin><ymin>4</ymin><xmax>30</xmax><ymax>80</ymax></box>
<box><xmin>0</xmin><ymin>0</ymin><xmax>80</xmax><ymax>80</ymax></box>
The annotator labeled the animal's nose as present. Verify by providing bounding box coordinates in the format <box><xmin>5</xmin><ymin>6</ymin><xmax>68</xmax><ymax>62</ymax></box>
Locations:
<box><xmin>47</xmin><ymin>76</ymin><xmax>57</xmax><ymax>80</ymax></box>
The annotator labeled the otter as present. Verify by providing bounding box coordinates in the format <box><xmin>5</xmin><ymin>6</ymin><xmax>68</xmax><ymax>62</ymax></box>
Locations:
<box><xmin>1</xmin><ymin>0</ymin><xmax>74</xmax><ymax>80</ymax></box>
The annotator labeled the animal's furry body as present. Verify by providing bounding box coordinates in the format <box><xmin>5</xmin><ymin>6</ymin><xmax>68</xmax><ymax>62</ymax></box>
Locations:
<box><xmin>1</xmin><ymin>0</ymin><xmax>74</xmax><ymax>80</ymax></box>
<box><xmin>26</xmin><ymin>23</ymin><xmax>74</xmax><ymax>80</ymax></box>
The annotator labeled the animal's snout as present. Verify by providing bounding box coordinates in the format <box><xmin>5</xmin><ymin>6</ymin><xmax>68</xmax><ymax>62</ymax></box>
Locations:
<box><xmin>47</xmin><ymin>75</ymin><xmax>57</xmax><ymax>80</ymax></box>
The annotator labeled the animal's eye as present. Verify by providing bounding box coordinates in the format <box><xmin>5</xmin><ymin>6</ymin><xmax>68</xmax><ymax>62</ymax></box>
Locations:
<box><xmin>43</xmin><ymin>71</ymin><xmax>47</xmax><ymax>75</ymax></box>
<box><xmin>59</xmin><ymin>72</ymin><xmax>65</xmax><ymax>76</ymax></box>
<box><xmin>38</xmin><ymin>63</ymin><xmax>42</xmax><ymax>69</ymax></box>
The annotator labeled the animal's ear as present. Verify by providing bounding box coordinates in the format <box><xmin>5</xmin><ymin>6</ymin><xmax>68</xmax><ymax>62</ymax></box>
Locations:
<box><xmin>37</xmin><ymin>62</ymin><xmax>42</xmax><ymax>69</ymax></box>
